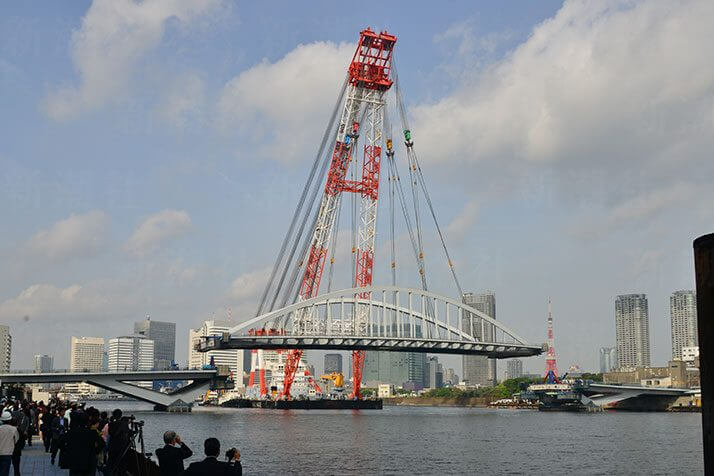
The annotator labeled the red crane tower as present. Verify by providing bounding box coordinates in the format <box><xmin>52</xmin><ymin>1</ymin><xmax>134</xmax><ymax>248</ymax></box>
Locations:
<box><xmin>280</xmin><ymin>29</ymin><xmax>397</xmax><ymax>399</ymax></box>
<box><xmin>544</xmin><ymin>298</ymin><xmax>560</xmax><ymax>384</ymax></box>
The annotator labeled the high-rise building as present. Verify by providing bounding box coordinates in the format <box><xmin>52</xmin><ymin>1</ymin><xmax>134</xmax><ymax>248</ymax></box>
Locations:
<box><xmin>670</xmin><ymin>290</ymin><xmax>698</xmax><ymax>361</ymax></box>
<box><xmin>108</xmin><ymin>335</ymin><xmax>154</xmax><ymax>388</ymax></box>
<box><xmin>443</xmin><ymin>368</ymin><xmax>459</xmax><ymax>386</ymax></box>
<box><xmin>134</xmin><ymin>318</ymin><xmax>176</xmax><ymax>370</ymax></box>
<box><xmin>506</xmin><ymin>359</ymin><xmax>523</xmax><ymax>380</ymax></box>
<box><xmin>426</xmin><ymin>356</ymin><xmax>444</xmax><ymax>389</ymax></box>
<box><xmin>34</xmin><ymin>354</ymin><xmax>53</xmax><ymax>373</ymax></box>
<box><xmin>363</xmin><ymin>352</ymin><xmax>410</xmax><ymax>388</ymax></box>
<box><xmin>461</xmin><ymin>292</ymin><xmax>496</xmax><ymax>386</ymax></box>
<box><xmin>0</xmin><ymin>326</ymin><xmax>11</xmax><ymax>372</ymax></box>
<box><xmin>615</xmin><ymin>294</ymin><xmax>650</xmax><ymax>369</ymax></box>
<box><xmin>599</xmin><ymin>346</ymin><xmax>618</xmax><ymax>373</ymax></box>
<box><xmin>108</xmin><ymin>336</ymin><xmax>154</xmax><ymax>372</ymax></box>
<box><xmin>324</xmin><ymin>354</ymin><xmax>343</xmax><ymax>374</ymax></box>
<box><xmin>69</xmin><ymin>336</ymin><xmax>105</xmax><ymax>394</ymax></box>
<box><xmin>188</xmin><ymin>320</ymin><xmax>245</xmax><ymax>386</ymax></box>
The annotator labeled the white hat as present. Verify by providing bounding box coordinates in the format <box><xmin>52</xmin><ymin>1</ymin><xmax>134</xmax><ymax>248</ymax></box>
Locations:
<box><xmin>0</xmin><ymin>411</ymin><xmax>11</xmax><ymax>422</ymax></box>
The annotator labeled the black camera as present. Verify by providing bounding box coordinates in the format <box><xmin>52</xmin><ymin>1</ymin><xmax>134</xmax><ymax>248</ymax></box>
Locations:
<box><xmin>225</xmin><ymin>447</ymin><xmax>238</xmax><ymax>461</ymax></box>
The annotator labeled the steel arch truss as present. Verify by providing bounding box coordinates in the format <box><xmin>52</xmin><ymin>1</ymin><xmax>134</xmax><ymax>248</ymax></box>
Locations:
<box><xmin>199</xmin><ymin>286</ymin><xmax>544</xmax><ymax>358</ymax></box>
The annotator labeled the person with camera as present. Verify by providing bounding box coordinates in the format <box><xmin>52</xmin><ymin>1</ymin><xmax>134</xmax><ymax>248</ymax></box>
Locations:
<box><xmin>155</xmin><ymin>431</ymin><xmax>193</xmax><ymax>476</ymax></box>
<box><xmin>106</xmin><ymin>409</ymin><xmax>131</xmax><ymax>475</ymax></box>
<box><xmin>181</xmin><ymin>438</ymin><xmax>241</xmax><ymax>476</ymax></box>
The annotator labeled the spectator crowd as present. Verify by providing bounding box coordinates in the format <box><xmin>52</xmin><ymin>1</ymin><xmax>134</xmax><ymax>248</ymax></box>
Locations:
<box><xmin>0</xmin><ymin>397</ymin><xmax>242</xmax><ymax>476</ymax></box>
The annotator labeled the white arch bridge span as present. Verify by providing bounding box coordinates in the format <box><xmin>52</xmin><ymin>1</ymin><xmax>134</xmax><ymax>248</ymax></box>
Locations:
<box><xmin>199</xmin><ymin>286</ymin><xmax>544</xmax><ymax>358</ymax></box>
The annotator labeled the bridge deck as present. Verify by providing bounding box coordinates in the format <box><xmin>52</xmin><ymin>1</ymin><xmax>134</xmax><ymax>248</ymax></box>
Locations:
<box><xmin>201</xmin><ymin>335</ymin><xmax>542</xmax><ymax>358</ymax></box>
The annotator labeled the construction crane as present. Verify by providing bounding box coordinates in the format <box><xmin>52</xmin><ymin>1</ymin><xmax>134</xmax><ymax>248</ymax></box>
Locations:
<box><xmin>253</xmin><ymin>27</ymin><xmax>464</xmax><ymax>401</ymax></box>
<box><xmin>320</xmin><ymin>372</ymin><xmax>345</xmax><ymax>392</ymax></box>
<box><xmin>278</xmin><ymin>29</ymin><xmax>397</xmax><ymax>400</ymax></box>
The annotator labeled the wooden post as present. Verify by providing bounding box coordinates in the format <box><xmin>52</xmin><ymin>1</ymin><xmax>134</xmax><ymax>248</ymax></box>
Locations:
<box><xmin>694</xmin><ymin>233</ymin><xmax>714</xmax><ymax>475</ymax></box>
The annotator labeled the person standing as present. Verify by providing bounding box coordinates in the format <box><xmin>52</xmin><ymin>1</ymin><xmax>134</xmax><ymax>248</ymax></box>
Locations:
<box><xmin>39</xmin><ymin>409</ymin><xmax>53</xmax><ymax>453</ymax></box>
<box><xmin>0</xmin><ymin>412</ymin><xmax>19</xmax><ymax>476</ymax></box>
<box><xmin>50</xmin><ymin>409</ymin><xmax>68</xmax><ymax>465</ymax></box>
<box><xmin>155</xmin><ymin>431</ymin><xmax>192</xmax><ymax>476</ymax></box>
<box><xmin>58</xmin><ymin>412</ymin><xmax>105</xmax><ymax>476</ymax></box>
<box><xmin>182</xmin><ymin>438</ymin><xmax>241</xmax><ymax>476</ymax></box>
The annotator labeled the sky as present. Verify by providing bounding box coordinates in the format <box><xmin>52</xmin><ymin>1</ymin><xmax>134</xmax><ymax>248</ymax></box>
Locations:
<box><xmin>1</xmin><ymin>0</ymin><xmax>713</xmax><ymax>376</ymax></box>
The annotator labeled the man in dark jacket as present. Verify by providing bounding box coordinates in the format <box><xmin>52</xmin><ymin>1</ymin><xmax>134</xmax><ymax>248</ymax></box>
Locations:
<box><xmin>155</xmin><ymin>431</ymin><xmax>192</xmax><ymax>475</ymax></box>
<box><xmin>58</xmin><ymin>411</ymin><xmax>105</xmax><ymax>475</ymax></box>
<box><xmin>181</xmin><ymin>438</ymin><xmax>241</xmax><ymax>476</ymax></box>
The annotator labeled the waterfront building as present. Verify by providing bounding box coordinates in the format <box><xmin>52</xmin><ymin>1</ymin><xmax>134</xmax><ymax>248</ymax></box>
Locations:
<box><xmin>682</xmin><ymin>346</ymin><xmax>699</xmax><ymax>365</ymax></box>
<box><xmin>108</xmin><ymin>335</ymin><xmax>154</xmax><ymax>388</ymax></box>
<box><xmin>108</xmin><ymin>335</ymin><xmax>154</xmax><ymax>371</ymax></box>
<box><xmin>0</xmin><ymin>325</ymin><xmax>11</xmax><ymax>372</ymax></box>
<box><xmin>188</xmin><ymin>320</ymin><xmax>245</xmax><ymax>385</ymax></box>
<box><xmin>68</xmin><ymin>336</ymin><xmax>104</xmax><ymax>394</ymax></box>
<box><xmin>34</xmin><ymin>354</ymin><xmax>53</xmax><ymax>373</ymax></box>
<box><xmin>363</xmin><ymin>350</ymin><xmax>425</xmax><ymax>389</ymax></box>
<box><xmin>444</xmin><ymin>368</ymin><xmax>459</xmax><ymax>386</ymax></box>
<box><xmin>461</xmin><ymin>292</ymin><xmax>496</xmax><ymax>386</ymax></box>
<box><xmin>426</xmin><ymin>356</ymin><xmax>444</xmax><ymax>389</ymax></box>
<box><xmin>615</xmin><ymin>294</ymin><xmax>650</xmax><ymax>369</ymax></box>
<box><xmin>134</xmin><ymin>318</ymin><xmax>176</xmax><ymax>370</ymax></box>
<box><xmin>506</xmin><ymin>359</ymin><xmax>523</xmax><ymax>380</ymax></box>
<box><xmin>599</xmin><ymin>346</ymin><xmax>618</xmax><ymax>373</ymax></box>
<box><xmin>363</xmin><ymin>351</ymin><xmax>410</xmax><ymax>387</ymax></box>
<box><xmin>324</xmin><ymin>353</ymin><xmax>342</xmax><ymax>374</ymax></box>
<box><xmin>670</xmin><ymin>290</ymin><xmax>698</xmax><ymax>361</ymax></box>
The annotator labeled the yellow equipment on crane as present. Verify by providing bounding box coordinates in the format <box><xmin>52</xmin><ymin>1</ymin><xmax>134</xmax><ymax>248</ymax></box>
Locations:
<box><xmin>320</xmin><ymin>372</ymin><xmax>345</xmax><ymax>390</ymax></box>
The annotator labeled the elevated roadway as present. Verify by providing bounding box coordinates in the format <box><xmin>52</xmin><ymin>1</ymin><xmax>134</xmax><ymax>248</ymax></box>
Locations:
<box><xmin>0</xmin><ymin>369</ymin><xmax>229</xmax><ymax>411</ymax></box>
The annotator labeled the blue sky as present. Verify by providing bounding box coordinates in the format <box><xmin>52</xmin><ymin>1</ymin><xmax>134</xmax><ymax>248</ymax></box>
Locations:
<box><xmin>1</xmin><ymin>0</ymin><xmax>712</xmax><ymax>375</ymax></box>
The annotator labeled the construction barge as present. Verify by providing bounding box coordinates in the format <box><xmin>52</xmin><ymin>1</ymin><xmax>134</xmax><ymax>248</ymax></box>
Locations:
<box><xmin>221</xmin><ymin>398</ymin><xmax>383</xmax><ymax>410</ymax></box>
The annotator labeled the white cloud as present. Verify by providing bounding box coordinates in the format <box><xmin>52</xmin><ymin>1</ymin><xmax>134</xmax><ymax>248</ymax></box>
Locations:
<box><xmin>26</xmin><ymin>210</ymin><xmax>109</xmax><ymax>261</ymax></box>
<box><xmin>413</xmin><ymin>0</ymin><xmax>714</xmax><ymax>170</ymax></box>
<box><xmin>44</xmin><ymin>0</ymin><xmax>221</xmax><ymax>120</ymax></box>
<box><xmin>155</xmin><ymin>73</ymin><xmax>205</xmax><ymax>127</ymax></box>
<box><xmin>228</xmin><ymin>267</ymin><xmax>270</xmax><ymax>301</ymax></box>
<box><xmin>125</xmin><ymin>209</ymin><xmax>192</xmax><ymax>257</ymax></box>
<box><xmin>0</xmin><ymin>283</ymin><xmax>110</xmax><ymax>322</ymax></box>
<box><xmin>217</xmin><ymin>41</ymin><xmax>354</xmax><ymax>163</ymax></box>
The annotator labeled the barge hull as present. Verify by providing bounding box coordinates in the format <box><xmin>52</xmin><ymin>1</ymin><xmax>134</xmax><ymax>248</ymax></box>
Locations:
<box><xmin>222</xmin><ymin>398</ymin><xmax>383</xmax><ymax>410</ymax></box>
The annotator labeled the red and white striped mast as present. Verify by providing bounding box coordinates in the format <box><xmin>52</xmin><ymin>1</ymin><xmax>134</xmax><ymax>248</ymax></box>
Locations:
<box><xmin>280</xmin><ymin>29</ymin><xmax>397</xmax><ymax>399</ymax></box>
<box><xmin>544</xmin><ymin>298</ymin><xmax>560</xmax><ymax>383</ymax></box>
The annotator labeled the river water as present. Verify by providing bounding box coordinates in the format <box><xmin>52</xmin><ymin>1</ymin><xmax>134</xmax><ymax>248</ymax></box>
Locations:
<box><xmin>90</xmin><ymin>401</ymin><xmax>703</xmax><ymax>475</ymax></box>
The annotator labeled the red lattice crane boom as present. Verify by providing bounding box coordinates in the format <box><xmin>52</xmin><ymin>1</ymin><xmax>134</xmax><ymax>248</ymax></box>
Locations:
<box><xmin>281</xmin><ymin>29</ymin><xmax>396</xmax><ymax>399</ymax></box>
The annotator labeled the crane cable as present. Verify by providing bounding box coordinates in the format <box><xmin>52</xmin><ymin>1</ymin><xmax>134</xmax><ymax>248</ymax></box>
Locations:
<box><xmin>255</xmin><ymin>76</ymin><xmax>348</xmax><ymax>317</ymax></box>
<box><xmin>393</xmin><ymin>58</ymin><xmax>464</xmax><ymax>298</ymax></box>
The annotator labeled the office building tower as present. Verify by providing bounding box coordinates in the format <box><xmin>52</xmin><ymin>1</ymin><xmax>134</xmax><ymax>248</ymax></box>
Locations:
<box><xmin>69</xmin><ymin>336</ymin><xmax>105</xmax><ymax>394</ymax></box>
<box><xmin>506</xmin><ymin>359</ymin><xmax>523</xmax><ymax>380</ymax></box>
<box><xmin>324</xmin><ymin>354</ymin><xmax>343</xmax><ymax>374</ymax></box>
<box><xmin>108</xmin><ymin>335</ymin><xmax>154</xmax><ymax>388</ymax></box>
<box><xmin>615</xmin><ymin>294</ymin><xmax>650</xmax><ymax>369</ymax></box>
<box><xmin>599</xmin><ymin>346</ymin><xmax>618</xmax><ymax>373</ymax></box>
<box><xmin>0</xmin><ymin>326</ymin><xmax>10</xmax><ymax>372</ymax></box>
<box><xmin>34</xmin><ymin>354</ymin><xmax>53</xmax><ymax>373</ymax></box>
<box><xmin>443</xmin><ymin>368</ymin><xmax>459</xmax><ymax>386</ymax></box>
<box><xmin>426</xmin><ymin>356</ymin><xmax>444</xmax><ymax>389</ymax></box>
<box><xmin>134</xmin><ymin>318</ymin><xmax>176</xmax><ymax>370</ymax></box>
<box><xmin>363</xmin><ymin>352</ymin><xmax>410</xmax><ymax>387</ymax></box>
<box><xmin>670</xmin><ymin>290</ymin><xmax>698</xmax><ymax>361</ymax></box>
<box><xmin>461</xmin><ymin>291</ymin><xmax>496</xmax><ymax>386</ymax></box>
<box><xmin>108</xmin><ymin>335</ymin><xmax>154</xmax><ymax>372</ymax></box>
<box><xmin>188</xmin><ymin>320</ymin><xmax>245</xmax><ymax>385</ymax></box>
